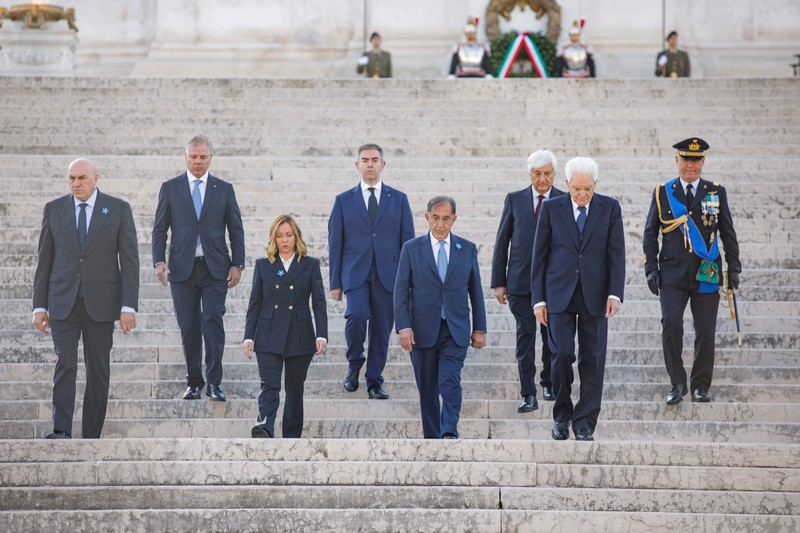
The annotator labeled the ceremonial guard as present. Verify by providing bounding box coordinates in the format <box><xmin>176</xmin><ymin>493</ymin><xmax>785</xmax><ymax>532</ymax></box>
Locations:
<box><xmin>449</xmin><ymin>17</ymin><xmax>494</xmax><ymax>78</ymax></box>
<box><xmin>655</xmin><ymin>31</ymin><xmax>691</xmax><ymax>77</ymax></box>
<box><xmin>643</xmin><ymin>138</ymin><xmax>741</xmax><ymax>405</ymax></box>
<box><xmin>357</xmin><ymin>32</ymin><xmax>392</xmax><ymax>78</ymax></box>
<box><xmin>554</xmin><ymin>20</ymin><xmax>595</xmax><ymax>78</ymax></box>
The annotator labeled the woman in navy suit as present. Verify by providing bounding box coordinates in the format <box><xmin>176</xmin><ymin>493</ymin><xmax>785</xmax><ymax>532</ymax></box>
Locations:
<box><xmin>243</xmin><ymin>215</ymin><xmax>328</xmax><ymax>438</ymax></box>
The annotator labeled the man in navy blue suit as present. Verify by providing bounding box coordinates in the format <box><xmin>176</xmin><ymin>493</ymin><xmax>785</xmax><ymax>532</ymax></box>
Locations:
<box><xmin>531</xmin><ymin>157</ymin><xmax>625</xmax><ymax>441</ymax></box>
<box><xmin>492</xmin><ymin>149</ymin><xmax>566</xmax><ymax>414</ymax></box>
<box><xmin>152</xmin><ymin>135</ymin><xmax>245</xmax><ymax>403</ymax></box>
<box><xmin>328</xmin><ymin>144</ymin><xmax>415</xmax><ymax>399</ymax></box>
<box><xmin>394</xmin><ymin>196</ymin><xmax>487</xmax><ymax>439</ymax></box>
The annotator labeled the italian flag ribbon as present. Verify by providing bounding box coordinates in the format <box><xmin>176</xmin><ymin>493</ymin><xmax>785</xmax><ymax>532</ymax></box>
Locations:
<box><xmin>497</xmin><ymin>32</ymin><xmax>549</xmax><ymax>78</ymax></box>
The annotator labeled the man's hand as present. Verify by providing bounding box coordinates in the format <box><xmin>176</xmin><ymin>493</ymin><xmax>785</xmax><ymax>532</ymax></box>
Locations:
<box><xmin>727</xmin><ymin>271</ymin><xmax>740</xmax><ymax>291</ymax></box>
<box><xmin>33</xmin><ymin>311</ymin><xmax>50</xmax><ymax>334</ymax></box>
<box><xmin>314</xmin><ymin>339</ymin><xmax>327</xmax><ymax>356</ymax></box>
<box><xmin>155</xmin><ymin>262</ymin><xmax>170</xmax><ymax>288</ymax></box>
<box><xmin>227</xmin><ymin>266</ymin><xmax>242</xmax><ymax>289</ymax></box>
<box><xmin>243</xmin><ymin>340</ymin><xmax>254</xmax><ymax>360</ymax></box>
<box><xmin>493</xmin><ymin>287</ymin><xmax>508</xmax><ymax>304</ymax></box>
<box><xmin>605</xmin><ymin>298</ymin><xmax>621</xmax><ymax>319</ymax></box>
<box><xmin>331</xmin><ymin>288</ymin><xmax>343</xmax><ymax>301</ymax></box>
<box><xmin>119</xmin><ymin>312</ymin><xmax>136</xmax><ymax>335</ymax></box>
<box><xmin>534</xmin><ymin>305</ymin><xmax>548</xmax><ymax>326</ymax></box>
<box><xmin>647</xmin><ymin>271</ymin><xmax>660</xmax><ymax>296</ymax></box>
<box><xmin>470</xmin><ymin>331</ymin><xmax>486</xmax><ymax>349</ymax></box>
<box><xmin>399</xmin><ymin>329</ymin><xmax>414</xmax><ymax>351</ymax></box>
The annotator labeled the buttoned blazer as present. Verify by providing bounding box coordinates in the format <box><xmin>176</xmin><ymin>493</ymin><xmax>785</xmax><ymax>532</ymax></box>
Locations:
<box><xmin>328</xmin><ymin>183</ymin><xmax>414</xmax><ymax>293</ymax></box>
<box><xmin>643</xmin><ymin>177</ymin><xmax>740</xmax><ymax>289</ymax></box>
<box><xmin>394</xmin><ymin>233</ymin><xmax>487</xmax><ymax>349</ymax></box>
<box><xmin>491</xmin><ymin>185</ymin><xmax>566</xmax><ymax>295</ymax></box>
<box><xmin>33</xmin><ymin>191</ymin><xmax>139</xmax><ymax>321</ymax></box>
<box><xmin>531</xmin><ymin>193</ymin><xmax>626</xmax><ymax>317</ymax></box>
<box><xmin>152</xmin><ymin>172</ymin><xmax>245</xmax><ymax>282</ymax></box>
<box><xmin>243</xmin><ymin>256</ymin><xmax>328</xmax><ymax>357</ymax></box>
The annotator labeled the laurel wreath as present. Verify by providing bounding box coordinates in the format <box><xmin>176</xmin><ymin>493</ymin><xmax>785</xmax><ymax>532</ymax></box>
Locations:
<box><xmin>490</xmin><ymin>31</ymin><xmax>557</xmax><ymax>78</ymax></box>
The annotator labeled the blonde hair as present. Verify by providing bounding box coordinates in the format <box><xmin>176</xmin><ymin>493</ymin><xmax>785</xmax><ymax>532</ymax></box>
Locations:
<box><xmin>266</xmin><ymin>214</ymin><xmax>308</xmax><ymax>262</ymax></box>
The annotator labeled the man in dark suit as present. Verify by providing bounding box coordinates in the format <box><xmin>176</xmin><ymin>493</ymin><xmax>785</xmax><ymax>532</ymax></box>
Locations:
<box><xmin>152</xmin><ymin>135</ymin><xmax>245</xmax><ymax>402</ymax></box>
<box><xmin>492</xmin><ymin>149</ymin><xmax>566</xmax><ymax>413</ymax></box>
<box><xmin>33</xmin><ymin>158</ymin><xmax>139</xmax><ymax>439</ymax></box>
<box><xmin>394</xmin><ymin>196</ymin><xmax>487</xmax><ymax>439</ymax></box>
<box><xmin>531</xmin><ymin>157</ymin><xmax>625</xmax><ymax>441</ymax></box>
<box><xmin>328</xmin><ymin>143</ymin><xmax>415</xmax><ymax>399</ymax></box>
<box><xmin>643</xmin><ymin>138</ymin><xmax>741</xmax><ymax>405</ymax></box>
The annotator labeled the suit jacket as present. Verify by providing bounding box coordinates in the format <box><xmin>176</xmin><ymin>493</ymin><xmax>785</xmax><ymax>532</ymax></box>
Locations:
<box><xmin>531</xmin><ymin>193</ymin><xmax>626</xmax><ymax>317</ymax></box>
<box><xmin>243</xmin><ymin>256</ymin><xmax>328</xmax><ymax>357</ymax></box>
<box><xmin>152</xmin><ymin>172</ymin><xmax>245</xmax><ymax>282</ymax></box>
<box><xmin>491</xmin><ymin>185</ymin><xmax>566</xmax><ymax>295</ymax></box>
<box><xmin>328</xmin><ymin>183</ymin><xmax>414</xmax><ymax>293</ymax></box>
<box><xmin>357</xmin><ymin>50</ymin><xmax>392</xmax><ymax>78</ymax></box>
<box><xmin>394</xmin><ymin>233</ymin><xmax>487</xmax><ymax>349</ymax></box>
<box><xmin>643</xmin><ymin>177</ymin><xmax>740</xmax><ymax>289</ymax></box>
<box><xmin>33</xmin><ymin>191</ymin><xmax>139</xmax><ymax>321</ymax></box>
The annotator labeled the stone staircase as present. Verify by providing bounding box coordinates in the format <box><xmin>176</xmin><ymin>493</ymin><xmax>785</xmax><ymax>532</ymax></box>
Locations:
<box><xmin>0</xmin><ymin>76</ymin><xmax>798</xmax><ymax>531</ymax></box>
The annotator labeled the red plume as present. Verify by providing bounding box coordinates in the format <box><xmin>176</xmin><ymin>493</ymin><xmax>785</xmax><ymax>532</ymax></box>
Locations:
<box><xmin>580</xmin><ymin>19</ymin><xmax>586</xmax><ymax>29</ymax></box>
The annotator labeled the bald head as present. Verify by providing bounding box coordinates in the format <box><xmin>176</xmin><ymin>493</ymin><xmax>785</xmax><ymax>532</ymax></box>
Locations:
<box><xmin>68</xmin><ymin>158</ymin><xmax>98</xmax><ymax>202</ymax></box>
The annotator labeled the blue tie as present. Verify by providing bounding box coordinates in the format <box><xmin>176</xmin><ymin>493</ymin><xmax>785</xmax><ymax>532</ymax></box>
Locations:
<box><xmin>577</xmin><ymin>206</ymin><xmax>587</xmax><ymax>236</ymax></box>
<box><xmin>77</xmin><ymin>203</ymin><xmax>87</xmax><ymax>249</ymax></box>
<box><xmin>192</xmin><ymin>179</ymin><xmax>202</xmax><ymax>248</ymax></box>
<box><xmin>437</xmin><ymin>240</ymin><xmax>447</xmax><ymax>319</ymax></box>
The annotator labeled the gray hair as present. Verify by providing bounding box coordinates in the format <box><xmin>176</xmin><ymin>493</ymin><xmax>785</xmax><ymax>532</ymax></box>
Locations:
<box><xmin>186</xmin><ymin>135</ymin><xmax>213</xmax><ymax>155</ymax></box>
<box><xmin>527</xmin><ymin>149</ymin><xmax>558</xmax><ymax>173</ymax></box>
<box><xmin>565</xmin><ymin>157</ymin><xmax>599</xmax><ymax>183</ymax></box>
<box><xmin>427</xmin><ymin>195</ymin><xmax>457</xmax><ymax>214</ymax></box>
<box><xmin>357</xmin><ymin>143</ymin><xmax>384</xmax><ymax>159</ymax></box>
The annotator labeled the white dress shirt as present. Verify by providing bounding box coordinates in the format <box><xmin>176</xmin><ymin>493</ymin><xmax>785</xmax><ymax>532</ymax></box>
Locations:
<box><xmin>360</xmin><ymin>180</ymin><xmax>382</xmax><ymax>209</ymax></box>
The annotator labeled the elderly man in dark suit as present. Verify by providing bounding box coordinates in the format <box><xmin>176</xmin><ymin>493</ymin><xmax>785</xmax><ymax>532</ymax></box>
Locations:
<box><xmin>33</xmin><ymin>158</ymin><xmax>139</xmax><ymax>439</ymax></box>
<box><xmin>328</xmin><ymin>143</ymin><xmax>414</xmax><ymax>399</ymax></box>
<box><xmin>152</xmin><ymin>135</ymin><xmax>245</xmax><ymax>402</ymax></box>
<box><xmin>532</xmin><ymin>157</ymin><xmax>626</xmax><ymax>441</ymax></box>
<box><xmin>492</xmin><ymin>149</ymin><xmax>566</xmax><ymax>413</ymax></box>
<box><xmin>394</xmin><ymin>196</ymin><xmax>487</xmax><ymax>439</ymax></box>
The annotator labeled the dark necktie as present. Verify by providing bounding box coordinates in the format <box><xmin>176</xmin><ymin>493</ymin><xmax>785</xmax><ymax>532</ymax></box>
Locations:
<box><xmin>534</xmin><ymin>194</ymin><xmax>545</xmax><ymax>221</ymax></box>
<box><xmin>367</xmin><ymin>187</ymin><xmax>378</xmax><ymax>224</ymax></box>
<box><xmin>686</xmin><ymin>183</ymin><xmax>694</xmax><ymax>205</ymax></box>
<box><xmin>577</xmin><ymin>206</ymin><xmax>587</xmax><ymax>236</ymax></box>
<box><xmin>77</xmin><ymin>202</ymin><xmax>87</xmax><ymax>249</ymax></box>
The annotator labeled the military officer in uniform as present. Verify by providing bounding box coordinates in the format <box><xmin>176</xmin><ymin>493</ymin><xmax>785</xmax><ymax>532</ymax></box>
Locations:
<box><xmin>554</xmin><ymin>20</ymin><xmax>595</xmax><ymax>78</ymax></box>
<box><xmin>655</xmin><ymin>31</ymin><xmax>691</xmax><ymax>77</ymax></box>
<box><xmin>448</xmin><ymin>17</ymin><xmax>493</xmax><ymax>78</ymax></box>
<box><xmin>643</xmin><ymin>138</ymin><xmax>741</xmax><ymax>405</ymax></box>
<box><xmin>357</xmin><ymin>32</ymin><xmax>392</xmax><ymax>78</ymax></box>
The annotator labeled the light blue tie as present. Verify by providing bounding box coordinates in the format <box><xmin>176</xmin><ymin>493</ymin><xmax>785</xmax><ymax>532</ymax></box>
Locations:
<box><xmin>437</xmin><ymin>240</ymin><xmax>447</xmax><ymax>319</ymax></box>
<box><xmin>192</xmin><ymin>179</ymin><xmax>202</xmax><ymax>248</ymax></box>
<box><xmin>577</xmin><ymin>206</ymin><xmax>587</xmax><ymax>236</ymax></box>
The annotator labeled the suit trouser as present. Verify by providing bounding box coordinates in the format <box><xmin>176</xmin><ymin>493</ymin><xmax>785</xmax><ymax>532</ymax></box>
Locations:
<box><xmin>254</xmin><ymin>351</ymin><xmax>314</xmax><ymax>438</ymax></box>
<box><xmin>344</xmin><ymin>264</ymin><xmax>393</xmax><ymax>388</ymax></box>
<box><xmin>50</xmin><ymin>298</ymin><xmax>114</xmax><ymax>438</ymax></box>
<box><xmin>547</xmin><ymin>285</ymin><xmax>608</xmax><ymax>433</ymax></box>
<box><xmin>508</xmin><ymin>294</ymin><xmax>552</xmax><ymax>396</ymax></box>
<box><xmin>170</xmin><ymin>257</ymin><xmax>228</xmax><ymax>389</ymax></box>
<box><xmin>659</xmin><ymin>285</ymin><xmax>720</xmax><ymax>391</ymax></box>
<box><xmin>410</xmin><ymin>320</ymin><xmax>467</xmax><ymax>438</ymax></box>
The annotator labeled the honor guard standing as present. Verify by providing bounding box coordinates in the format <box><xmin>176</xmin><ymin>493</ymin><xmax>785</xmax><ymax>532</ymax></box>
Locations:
<box><xmin>655</xmin><ymin>31</ymin><xmax>691</xmax><ymax>77</ymax></box>
<box><xmin>643</xmin><ymin>138</ymin><xmax>741</xmax><ymax>405</ymax></box>
<box><xmin>357</xmin><ymin>32</ymin><xmax>392</xmax><ymax>78</ymax></box>
<box><xmin>555</xmin><ymin>20</ymin><xmax>595</xmax><ymax>78</ymax></box>
<box><xmin>449</xmin><ymin>17</ymin><xmax>494</xmax><ymax>78</ymax></box>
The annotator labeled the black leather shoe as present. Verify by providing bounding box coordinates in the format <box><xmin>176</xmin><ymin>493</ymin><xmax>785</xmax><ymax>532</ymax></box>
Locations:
<box><xmin>517</xmin><ymin>394</ymin><xmax>538</xmax><ymax>413</ymax></box>
<box><xmin>182</xmin><ymin>386</ymin><xmax>202</xmax><ymax>400</ymax></box>
<box><xmin>442</xmin><ymin>433</ymin><xmax>457</xmax><ymax>439</ymax></box>
<box><xmin>692</xmin><ymin>388</ymin><xmax>711</xmax><ymax>402</ymax></box>
<box><xmin>343</xmin><ymin>368</ymin><xmax>360</xmax><ymax>392</ymax></box>
<box><xmin>206</xmin><ymin>384</ymin><xmax>226</xmax><ymax>402</ymax></box>
<box><xmin>368</xmin><ymin>385</ymin><xmax>389</xmax><ymax>400</ymax></box>
<box><xmin>666</xmin><ymin>384</ymin><xmax>688</xmax><ymax>405</ymax></box>
<box><xmin>45</xmin><ymin>431</ymin><xmax>71</xmax><ymax>439</ymax></box>
<box><xmin>251</xmin><ymin>425</ymin><xmax>272</xmax><ymax>438</ymax></box>
<box><xmin>542</xmin><ymin>386</ymin><xmax>555</xmax><ymax>401</ymax></box>
<box><xmin>551</xmin><ymin>422</ymin><xmax>569</xmax><ymax>440</ymax></box>
<box><xmin>574</xmin><ymin>428</ymin><xmax>594</xmax><ymax>441</ymax></box>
